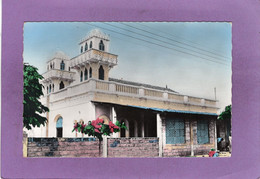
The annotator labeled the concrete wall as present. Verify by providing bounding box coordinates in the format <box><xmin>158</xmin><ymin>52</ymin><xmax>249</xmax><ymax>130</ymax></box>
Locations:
<box><xmin>27</xmin><ymin>138</ymin><xmax>102</xmax><ymax>157</ymax></box>
<box><xmin>107</xmin><ymin>138</ymin><xmax>159</xmax><ymax>157</ymax></box>
<box><xmin>26</xmin><ymin>137</ymin><xmax>158</xmax><ymax>158</ymax></box>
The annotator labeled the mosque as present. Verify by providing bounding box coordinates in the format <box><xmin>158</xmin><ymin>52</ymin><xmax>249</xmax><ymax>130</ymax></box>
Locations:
<box><xmin>26</xmin><ymin>29</ymin><xmax>219</xmax><ymax>156</ymax></box>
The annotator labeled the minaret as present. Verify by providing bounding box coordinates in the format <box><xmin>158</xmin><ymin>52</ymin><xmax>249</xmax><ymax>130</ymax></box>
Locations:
<box><xmin>70</xmin><ymin>29</ymin><xmax>118</xmax><ymax>82</ymax></box>
<box><xmin>42</xmin><ymin>51</ymin><xmax>75</xmax><ymax>96</ymax></box>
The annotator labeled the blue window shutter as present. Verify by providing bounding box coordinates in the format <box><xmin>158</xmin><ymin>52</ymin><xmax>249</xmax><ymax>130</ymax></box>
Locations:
<box><xmin>166</xmin><ymin>118</ymin><xmax>185</xmax><ymax>144</ymax></box>
<box><xmin>197</xmin><ymin>120</ymin><xmax>209</xmax><ymax>144</ymax></box>
<box><xmin>56</xmin><ymin>117</ymin><xmax>63</xmax><ymax>128</ymax></box>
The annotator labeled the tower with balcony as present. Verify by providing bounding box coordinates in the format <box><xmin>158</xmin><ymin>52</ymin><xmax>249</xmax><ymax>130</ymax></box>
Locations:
<box><xmin>42</xmin><ymin>51</ymin><xmax>75</xmax><ymax>95</ymax></box>
<box><xmin>70</xmin><ymin>29</ymin><xmax>118</xmax><ymax>83</ymax></box>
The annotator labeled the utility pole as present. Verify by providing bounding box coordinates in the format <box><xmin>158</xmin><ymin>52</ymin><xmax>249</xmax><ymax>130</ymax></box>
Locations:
<box><xmin>214</xmin><ymin>87</ymin><xmax>217</xmax><ymax>100</ymax></box>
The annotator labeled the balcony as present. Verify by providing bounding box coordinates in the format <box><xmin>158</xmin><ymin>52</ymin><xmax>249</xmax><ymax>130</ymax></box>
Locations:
<box><xmin>49</xmin><ymin>78</ymin><xmax>218</xmax><ymax>111</ymax></box>
<box><xmin>70</xmin><ymin>49</ymin><xmax>118</xmax><ymax>68</ymax></box>
<box><xmin>42</xmin><ymin>69</ymin><xmax>75</xmax><ymax>82</ymax></box>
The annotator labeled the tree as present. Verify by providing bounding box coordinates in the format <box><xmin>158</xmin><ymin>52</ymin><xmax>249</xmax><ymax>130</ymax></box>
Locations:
<box><xmin>218</xmin><ymin>105</ymin><xmax>231</xmax><ymax>121</ymax></box>
<box><xmin>23</xmin><ymin>63</ymin><xmax>49</xmax><ymax>130</ymax></box>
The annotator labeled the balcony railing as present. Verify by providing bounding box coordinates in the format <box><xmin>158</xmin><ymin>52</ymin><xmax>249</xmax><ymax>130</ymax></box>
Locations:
<box><xmin>48</xmin><ymin>78</ymin><xmax>217</xmax><ymax>109</ymax></box>
<box><xmin>42</xmin><ymin>69</ymin><xmax>75</xmax><ymax>82</ymax></box>
<box><xmin>70</xmin><ymin>49</ymin><xmax>118</xmax><ymax>68</ymax></box>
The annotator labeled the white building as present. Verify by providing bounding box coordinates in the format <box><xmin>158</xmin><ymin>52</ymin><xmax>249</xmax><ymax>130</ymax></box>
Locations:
<box><xmin>26</xmin><ymin>29</ymin><xmax>219</xmax><ymax>155</ymax></box>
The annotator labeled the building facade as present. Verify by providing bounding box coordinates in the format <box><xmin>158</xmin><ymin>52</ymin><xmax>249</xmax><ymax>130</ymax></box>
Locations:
<box><xmin>26</xmin><ymin>29</ymin><xmax>219</xmax><ymax>156</ymax></box>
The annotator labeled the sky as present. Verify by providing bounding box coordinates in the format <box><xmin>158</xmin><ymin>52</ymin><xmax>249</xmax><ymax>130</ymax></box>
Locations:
<box><xmin>23</xmin><ymin>22</ymin><xmax>232</xmax><ymax>112</ymax></box>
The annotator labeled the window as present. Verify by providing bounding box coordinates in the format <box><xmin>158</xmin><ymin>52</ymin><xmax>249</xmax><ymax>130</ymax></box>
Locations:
<box><xmin>89</xmin><ymin>67</ymin><xmax>92</xmax><ymax>78</ymax></box>
<box><xmin>99</xmin><ymin>40</ymin><xmax>105</xmax><ymax>51</ymax></box>
<box><xmin>53</xmin><ymin>62</ymin><xmax>55</xmax><ymax>69</ymax></box>
<box><xmin>85</xmin><ymin>42</ymin><xmax>88</xmax><ymax>51</ymax></box>
<box><xmin>56</xmin><ymin>117</ymin><xmax>63</xmax><ymax>138</ymax></box>
<box><xmin>80</xmin><ymin>71</ymin><xmax>83</xmax><ymax>82</ymax></box>
<box><xmin>69</xmin><ymin>67</ymin><xmax>70</xmax><ymax>71</ymax></box>
<box><xmin>98</xmin><ymin>65</ymin><xmax>104</xmax><ymax>80</ymax></box>
<box><xmin>84</xmin><ymin>68</ymin><xmax>88</xmax><ymax>80</ymax></box>
<box><xmin>80</xmin><ymin>46</ymin><xmax>83</xmax><ymax>53</ymax></box>
<box><xmin>59</xmin><ymin>81</ymin><xmax>64</xmax><ymax>90</ymax></box>
<box><xmin>90</xmin><ymin>41</ymin><xmax>92</xmax><ymax>49</ymax></box>
<box><xmin>166</xmin><ymin>118</ymin><xmax>185</xmax><ymax>144</ymax></box>
<box><xmin>197</xmin><ymin>120</ymin><xmax>209</xmax><ymax>144</ymax></box>
<box><xmin>60</xmin><ymin>61</ymin><xmax>65</xmax><ymax>71</ymax></box>
<box><xmin>52</xmin><ymin>84</ymin><xmax>54</xmax><ymax>92</ymax></box>
<box><xmin>47</xmin><ymin>86</ymin><xmax>49</xmax><ymax>94</ymax></box>
<box><xmin>49</xmin><ymin>84</ymin><xmax>52</xmax><ymax>93</ymax></box>
<box><xmin>50</xmin><ymin>63</ymin><xmax>52</xmax><ymax>69</ymax></box>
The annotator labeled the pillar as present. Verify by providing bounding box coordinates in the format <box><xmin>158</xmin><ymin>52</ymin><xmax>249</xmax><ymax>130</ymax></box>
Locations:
<box><xmin>134</xmin><ymin>120</ymin><xmax>138</xmax><ymax>137</ymax></box>
<box><xmin>156</xmin><ymin>113</ymin><xmax>163</xmax><ymax>157</ymax></box>
<box><xmin>141</xmin><ymin>113</ymin><xmax>145</xmax><ymax>137</ymax></box>
<box><xmin>103</xmin><ymin>136</ymin><xmax>108</xmax><ymax>157</ymax></box>
<box><xmin>125</xmin><ymin>119</ymin><xmax>130</xmax><ymax>137</ymax></box>
<box><xmin>190</xmin><ymin>121</ymin><xmax>194</xmax><ymax>156</ymax></box>
<box><xmin>112</xmin><ymin>107</ymin><xmax>119</xmax><ymax>138</ymax></box>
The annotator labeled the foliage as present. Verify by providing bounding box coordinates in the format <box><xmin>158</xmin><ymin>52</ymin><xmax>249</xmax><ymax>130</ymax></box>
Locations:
<box><xmin>23</xmin><ymin>63</ymin><xmax>49</xmax><ymax>130</ymax></box>
<box><xmin>72</xmin><ymin>118</ymin><xmax>127</xmax><ymax>141</ymax></box>
<box><xmin>218</xmin><ymin>105</ymin><xmax>231</xmax><ymax>121</ymax></box>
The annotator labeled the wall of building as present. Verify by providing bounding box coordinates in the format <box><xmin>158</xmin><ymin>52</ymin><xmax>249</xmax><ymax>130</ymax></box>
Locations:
<box><xmin>162</xmin><ymin>114</ymin><xmax>216</xmax><ymax>157</ymax></box>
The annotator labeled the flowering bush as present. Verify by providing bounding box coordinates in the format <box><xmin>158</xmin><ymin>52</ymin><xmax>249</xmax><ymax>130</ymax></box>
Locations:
<box><xmin>72</xmin><ymin>118</ymin><xmax>127</xmax><ymax>141</ymax></box>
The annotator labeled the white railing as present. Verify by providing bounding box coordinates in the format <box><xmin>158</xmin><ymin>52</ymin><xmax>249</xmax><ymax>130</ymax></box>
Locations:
<box><xmin>115</xmin><ymin>84</ymin><xmax>138</xmax><ymax>94</ymax></box>
<box><xmin>43</xmin><ymin>69</ymin><xmax>74</xmax><ymax>81</ymax></box>
<box><xmin>48</xmin><ymin>78</ymin><xmax>217</xmax><ymax>108</ymax></box>
<box><xmin>70</xmin><ymin>49</ymin><xmax>118</xmax><ymax>67</ymax></box>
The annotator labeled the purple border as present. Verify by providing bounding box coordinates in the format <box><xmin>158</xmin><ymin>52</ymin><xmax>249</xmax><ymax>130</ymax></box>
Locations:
<box><xmin>2</xmin><ymin>0</ymin><xmax>260</xmax><ymax>178</ymax></box>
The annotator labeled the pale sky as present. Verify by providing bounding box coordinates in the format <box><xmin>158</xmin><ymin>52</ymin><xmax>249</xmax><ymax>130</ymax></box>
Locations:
<box><xmin>23</xmin><ymin>22</ymin><xmax>232</xmax><ymax>112</ymax></box>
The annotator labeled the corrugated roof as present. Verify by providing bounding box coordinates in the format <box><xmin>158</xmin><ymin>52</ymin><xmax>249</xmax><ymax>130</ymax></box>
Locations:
<box><xmin>109</xmin><ymin>78</ymin><xmax>178</xmax><ymax>93</ymax></box>
<box><xmin>127</xmin><ymin>105</ymin><xmax>218</xmax><ymax>116</ymax></box>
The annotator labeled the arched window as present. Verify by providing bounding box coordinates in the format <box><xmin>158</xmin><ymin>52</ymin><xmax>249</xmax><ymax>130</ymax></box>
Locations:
<box><xmin>90</xmin><ymin>41</ymin><xmax>93</xmax><ymax>49</ymax></box>
<box><xmin>80</xmin><ymin>71</ymin><xmax>83</xmax><ymax>82</ymax></box>
<box><xmin>49</xmin><ymin>84</ymin><xmax>52</xmax><ymax>93</ymax></box>
<box><xmin>89</xmin><ymin>67</ymin><xmax>92</xmax><ymax>78</ymax></box>
<box><xmin>60</xmin><ymin>61</ymin><xmax>65</xmax><ymax>71</ymax></box>
<box><xmin>85</xmin><ymin>42</ymin><xmax>88</xmax><ymax>51</ymax></box>
<box><xmin>56</xmin><ymin>117</ymin><xmax>63</xmax><ymax>138</ymax></box>
<box><xmin>53</xmin><ymin>62</ymin><xmax>55</xmax><ymax>69</ymax></box>
<box><xmin>99</xmin><ymin>40</ymin><xmax>105</xmax><ymax>51</ymax></box>
<box><xmin>99</xmin><ymin>65</ymin><xmax>104</xmax><ymax>80</ymax></box>
<box><xmin>81</xmin><ymin>46</ymin><xmax>83</xmax><ymax>53</ymax></box>
<box><xmin>52</xmin><ymin>84</ymin><xmax>54</xmax><ymax>92</ymax></box>
<box><xmin>47</xmin><ymin>86</ymin><xmax>49</xmax><ymax>94</ymax></box>
<box><xmin>84</xmin><ymin>68</ymin><xmax>88</xmax><ymax>80</ymax></box>
<box><xmin>59</xmin><ymin>81</ymin><xmax>64</xmax><ymax>90</ymax></box>
<box><xmin>69</xmin><ymin>67</ymin><xmax>70</xmax><ymax>71</ymax></box>
<box><xmin>50</xmin><ymin>63</ymin><xmax>52</xmax><ymax>69</ymax></box>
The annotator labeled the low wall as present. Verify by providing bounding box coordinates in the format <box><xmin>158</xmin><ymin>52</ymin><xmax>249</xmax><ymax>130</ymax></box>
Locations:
<box><xmin>107</xmin><ymin>138</ymin><xmax>159</xmax><ymax>157</ymax></box>
<box><xmin>26</xmin><ymin>137</ymin><xmax>159</xmax><ymax>158</ymax></box>
<box><xmin>27</xmin><ymin>138</ymin><xmax>102</xmax><ymax>157</ymax></box>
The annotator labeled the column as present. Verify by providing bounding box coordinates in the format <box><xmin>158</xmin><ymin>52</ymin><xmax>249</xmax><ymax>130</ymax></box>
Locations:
<box><xmin>134</xmin><ymin>120</ymin><xmax>138</xmax><ymax>137</ymax></box>
<box><xmin>156</xmin><ymin>113</ymin><xmax>163</xmax><ymax>157</ymax></box>
<box><xmin>190</xmin><ymin>121</ymin><xmax>194</xmax><ymax>156</ymax></box>
<box><xmin>112</xmin><ymin>107</ymin><xmax>119</xmax><ymax>138</ymax></box>
<box><xmin>125</xmin><ymin>119</ymin><xmax>130</xmax><ymax>137</ymax></box>
<box><xmin>103</xmin><ymin>136</ymin><xmax>108</xmax><ymax>158</ymax></box>
<box><xmin>141</xmin><ymin>113</ymin><xmax>145</xmax><ymax>137</ymax></box>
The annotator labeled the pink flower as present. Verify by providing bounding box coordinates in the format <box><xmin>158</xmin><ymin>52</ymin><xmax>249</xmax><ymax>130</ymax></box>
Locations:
<box><xmin>94</xmin><ymin>128</ymin><xmax>100</xmax><ymax>133</ymax></box>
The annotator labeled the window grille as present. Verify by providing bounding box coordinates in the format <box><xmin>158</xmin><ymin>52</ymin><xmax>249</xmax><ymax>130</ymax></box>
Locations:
<box><xmin>166</xmin><ymin>118</ymin><xmax>185</xmax><ymax>144</ymax></box>
<box><xmin>197</xmin><ymin>120</ymin><xmax>209</xmax><ymax>144</ymax></box>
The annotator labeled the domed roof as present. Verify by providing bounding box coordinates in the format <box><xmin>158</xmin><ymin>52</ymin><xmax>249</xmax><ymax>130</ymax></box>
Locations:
<box><xmin>52</xmin><ymin>51</ymin><xmax>70</xmax><ymax>60</ymax></box>
<box><xmin>80</xmin><ymin>28</ymin><xmax>109</xmax><ymax>43</ymax></box>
